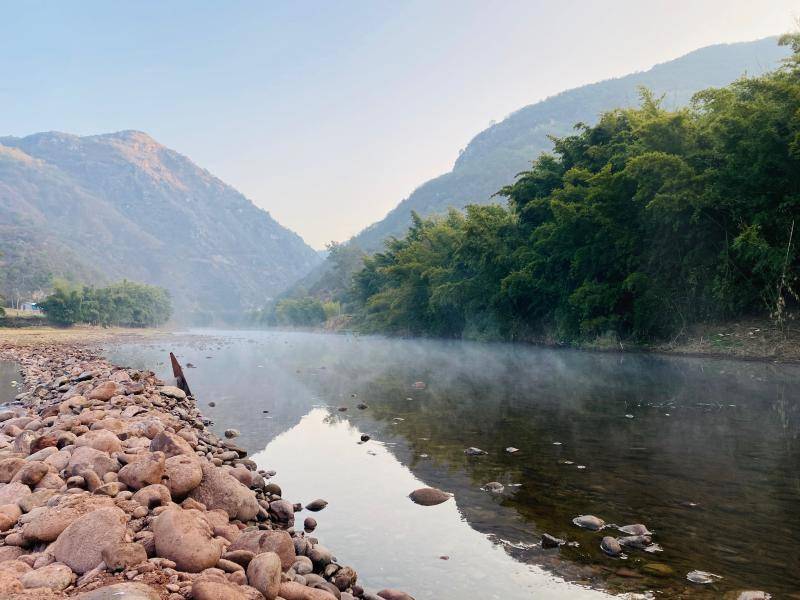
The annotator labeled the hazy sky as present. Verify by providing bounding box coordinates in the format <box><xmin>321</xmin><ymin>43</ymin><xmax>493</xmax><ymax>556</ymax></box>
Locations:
<box><xmin>1</xmin><ymin>1</ymin><xmax>797</xmax><ymax>248</ymax></box>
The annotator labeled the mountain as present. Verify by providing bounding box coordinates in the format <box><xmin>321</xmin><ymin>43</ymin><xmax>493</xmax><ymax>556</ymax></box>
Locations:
<box><xmin>0</xmin><ymin>131</ymin><xmax>320</xmax><ymax>319</ymax></box>
<box><xmin>352</xmin><ymin>36</ymin><xmax>790</xmax><ymax>252</ymax></box>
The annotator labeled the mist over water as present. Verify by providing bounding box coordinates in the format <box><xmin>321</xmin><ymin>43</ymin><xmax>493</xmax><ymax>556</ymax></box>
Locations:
<box><xmin>104</xmin><ymin>330</ymin><xmax>800</xmax><ymax>599</ymax></box>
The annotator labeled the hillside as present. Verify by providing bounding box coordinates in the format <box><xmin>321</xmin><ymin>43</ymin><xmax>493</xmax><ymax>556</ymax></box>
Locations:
<box><xmin>352</xmin><ymin>36</ymin><xmax>789</xmax><ymax>252</ymax></box>
<box><xmin>0</xmin><ymin>131</ymin><xmax>321</xmax><ymax>320</ymax></box>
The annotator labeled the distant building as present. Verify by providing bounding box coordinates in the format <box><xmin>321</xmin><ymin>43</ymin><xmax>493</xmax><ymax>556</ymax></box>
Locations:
<box><xmin>20</xmin><ymin>302</ymin><xmax>41</xmax><ymax>313</ymax></box>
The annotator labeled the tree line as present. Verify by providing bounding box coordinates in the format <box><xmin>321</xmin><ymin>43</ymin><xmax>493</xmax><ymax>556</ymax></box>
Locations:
<box><xmin>38</xmin><ymin>280</ymin><xmax>172</xmax><ymax>328</ymax></box>
<box><xmin>337</xmin><ymin>35</ymin><xmax>799</xmax><ymax>342</ymax></box>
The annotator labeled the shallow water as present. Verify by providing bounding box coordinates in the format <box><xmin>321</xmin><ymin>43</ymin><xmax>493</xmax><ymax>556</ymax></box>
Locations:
<box><xmin>0</xmin><ymin>360</ymin><xmax>20</xmax><ymax>405</ymax></box>
<box><xmin>104</xmin><ymin>330</ymin><xmax>800</xmax><ymax>599</ymax></box>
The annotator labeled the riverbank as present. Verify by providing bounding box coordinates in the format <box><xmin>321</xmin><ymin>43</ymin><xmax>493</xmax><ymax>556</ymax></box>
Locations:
<box><xmin>0</xmin><ymin>340</ymin><xmax>409</xmax><ymax>599</ymax></box>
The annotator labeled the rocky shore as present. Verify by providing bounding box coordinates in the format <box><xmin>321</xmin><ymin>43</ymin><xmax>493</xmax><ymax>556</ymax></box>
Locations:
<box><xmin>0</xmin><ymin>342</ymin><xmax>412</xmax><ymax>600</ymax></box>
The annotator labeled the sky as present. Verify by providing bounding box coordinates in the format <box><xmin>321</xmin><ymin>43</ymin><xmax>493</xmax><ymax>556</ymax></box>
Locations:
<box><xmin>1</xmin><ymin>1</ymin><xmax>798</xmax><ymax>248</ymax></box>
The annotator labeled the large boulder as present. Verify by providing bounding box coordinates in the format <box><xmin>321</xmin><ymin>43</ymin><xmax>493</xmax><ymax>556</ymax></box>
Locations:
<box><xmin>20</xmin><ymin>561</ymin><xmax>75</xmax><ymax>591</ymax></box>
<box><xmin>75</xmin><ymin>429</ymin><xmax>122</xmax><ymax>454</ymax></box>
<box><xmin>192</xmin><ymin>580</ymin><xmax>247</xmax><ymax>600</ymax></box>
<box><xmin>163</xmin><ymin>453</ymin><xmax>203</xmax><ymax>498</ymax></box>
<box><xmin>246</xmin><ymin>552</ymin><xmax>282</xmax><ymax>600</ymax></box>
<box><xmin>152</xmin><ymin>508</ymin><xmax>224</xmax><ymax>572</ymax></box>
<box><xmin>0</xmin><ymin>481</ymin><xmax>31</xmax><ymax>506</ymax></box>
<box><xmin>149</xmin><ymin>431</ymin><xmax>193</xmax><ymax>457</ymax></box>
<box><xmin>279</xmin><ymin>582</ymin><xmax>338</xmax><ymax>600</ymax></box>
<box><xmin>229</xmin><ymin>530</ymin><xmax>295</xmax><ymax>571</ymax></box>
<box><xmin>51</xmin><ymin>506</ymin><xmax>127</xmax><ymax>574</ymax></box>
<box><xmin>66</xmin><ymin>446</ymin><xmax>119</xmax><ymax>478</ymax></box>
<box><xmin>0</xmin><ymin>458</ymin><xmax>26</xmax><ymax>483</ymax></box>
<box><xmin>188</xmin><ymin>462</ymin><xmax>259</xmax><ymax>521</ymax></box>
<box><xmin>118</xmin><ymin>452</ymin><xmax>165</xmax><ymax>490</ymax></box>
<box><xmin>22</xmin><ymin>495</ymin><xmax>113</xmax><ymax>542</ymax></box>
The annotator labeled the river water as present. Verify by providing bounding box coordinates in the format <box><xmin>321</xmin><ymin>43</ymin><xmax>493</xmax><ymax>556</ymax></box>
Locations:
<box><xmin>0</xmin><ymin>360</ymin><xmax>20</xmax><ymax>405</ymax></box>
<box><xmin>103</xmin><ymin>330</ymin><xmax>800</xmax><ymax>599</ymax></box>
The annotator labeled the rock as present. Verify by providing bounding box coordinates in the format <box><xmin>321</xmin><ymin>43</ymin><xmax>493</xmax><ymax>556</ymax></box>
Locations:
<box><xmin>0</xmin><ymin>513</ymin><xmax>15</xmax><ymax>532</ymax></box>
<box><xmin>305</xmin><ymin>498</ymin><xmax>328</xmax><ymax>512</ymax></box>
<box><xmin>308</xmin><ymin>545</ymin><xmax>332</xmax><ymax>568</ymax></box>
<box><xmin>223</xmin><ymin>550</ymin><xmax>255</xmax><ymax>567</ymax></box>
<box><xmin>270</xmin><ymin>499</ymin><xmax>295</xmax><ymax>525</ymax></box>
<box><xmin>723</xmin><ymin>592</ymin><xmax>772</xmax><ymax>600</ymax></box>
<box><xmin>408</xmin><ymin>487</ymin><xmax>451</xmax><ymax>506</ymax></box>
<box><xmin>88</xmin><ymin>381</ymin><xmax>120</xmax><ymax>401</ymax></box>
<box><xmin>66</xmin><ymin>446</ymin><xmax>119</xmax><ymax>478</ymax></box>
<box><xmin>293</xmin><ymin>556</ymin><xmax>313</xmax><ymax>575</ymax></box>
<box><xmin>618</xmin><ymin>535</ymin><xmax>652</xmax><ymax>549</ymax></box>
<box><xmin>464</xmin><ymin>447</ymin><xmax>487</xmax><ymax>456</ymax></box>
<box><xmin>482</xmin><ymin>481</ymin><xmax>504</xmax><ymax>493</ymax></box>
<box><xmin>159</xmin><ymin>386</ymin><xmax>186</xmax><ymax>399</ymax></box>
<box><xmin>0</xmin><ymin>481</ymin><xmax>32</xmax><ymax>505</ymax></box>
<box><xmin>642</xmin><ymin>562</ymin><xmax>675</xmax><ymax>577</ymax></box>
<box><xmin>333</xmin><ymin>566</ymin><xmax>357</xmax><ymax>591</ymax></box>
<box><xmin>132</xmin><ymin>483</ymin><xmax>172</xmax><ymax>508</ymax></box>
<box><xmin>279</xmin><ymin>581</ymin><xmax>338</xmax><ymax>600</ymax></box>
<box><xmin>541</xmin><ymin>533</ymin><xmax>565</xmax><ymax>548</ymax></box>
<box><xmin>11</xmin><ymin>461</ymin><xmax>49</xmax><ymax>486</ymax></box>
<box><xmin>229</xmin><ymin>530</ymin><xmax>296</xmax><ymax>571</ymax></box>
<box><xmin>51</xmin><ymin>506</ymin><xmax>127</xmax><ymax>574</ymax></box>
<box><xmin>687</xmin><ymin>570</ymin><xmax>723</xmax><ymax>584</ymax></box>
<box><xmin>101</xmin><ymin>541</ymin><xmax>148</xmax><ymax>571</ymax></box>
<box><xmin>377</xmin><ymin>590</ymin><xmax>415</xmax><ymax>600</ymax></box>
<box><xmin>152</xmin><ymin>508</ymin><xmax>223</xmax><ymax>572</ymax></box>
<box><xmin>224</xmin><ymin>429</ymin><xmax>240</xmax><ymax>438</ymax></box>
<box><xmin>505</xmin><ymin>447</ymin><xmax>520</xmax><ymax>454</ymax></box>
<box><xmin>0</xmin><ymin>571</ymin><xmax>22</xmax><ymax>593</ymax></box>
<box><xmin>22</xmin><ymin>494</ymin><xmax>113</xmax><ymax>542</ymax></box>
<box><xmin>247</xmin><ymin>552</ymin><xmax>282</xmax><ymax>599</ymax></box>
<box><xmin>149</xmin><ymin>430</ymin><xmax>193</xmax><ymax>457</ymax></box>
<box><xmin>118</xmin><ymin>452</ymin><xmax>166</xmax><ymax>490</ymax></box>
<box><xmin>75</xmin><ymin>429</ymin><xmax>122</xmax><ymax>453</ymax></box>
<box><xmin>188</xmin><ymin>462</ymin><xmax>259</xmax><ymax>521</ymax></box>
<box><xmin>20</xmin><ymin>561</ymin><xmax>75</xmax><ymax>590</ymax></box>
<box><xmin>0</xmin><ymin>546</ymin><xmax>25</xmax><ymax>562</ymax></box>
<box><xmin>572</xmin><ymin>515</ymin><xmax>606</xmax><ymax>530</ymax></box>
<box><xmin>360</xmin><ymin>434</ymin><xmax>370</xmax><ymax>442</ymax></box>
<box><xmin>192</xmin><ymin>580</ymin><xmax>248</xmax><ymax>599</ymax></box>
<box><xmin>74</xmin><ymin>582</ymin><xmax>162</xmax><ymax>599</ymax></box>
<box><xmin>618</xmin><ymin>523</ymin><xmax>652</xmax><ymax>536</ymax></box>
<box><xmin>304</xmin><ymin>517</ymin><xmax>317</xmax><ymax>532</ymax></box>
<box><xmin>163</xmin><ymin>453</ymin><xmax>203</xmax><ymax>497</ymax></box>
<box><xmin>600</xmin><ymin>536</ymin><xmax>623</xmax><ymax>557</ymax></box>
<box><xmin>0</xmin><ymin>457</ymin><xmax>26</xmax><ymax>483</ymax></box>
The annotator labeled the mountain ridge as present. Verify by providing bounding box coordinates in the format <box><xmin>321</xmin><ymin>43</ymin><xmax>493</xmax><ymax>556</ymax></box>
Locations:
<box><xmin>0</xmin><ymin>130</ymin><xmax>321</xmax><ymax>319</ymax></box>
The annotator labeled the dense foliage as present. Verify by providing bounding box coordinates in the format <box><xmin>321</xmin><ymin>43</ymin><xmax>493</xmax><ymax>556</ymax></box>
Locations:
<box><xmin>349</xmin><ymin>36</ymin><xmax>800</xmax><ymax>342</ymax></box>
<box><xmin>39</xmin><ymin>280</ymin><xmax>172</xmax><ymax>327</ymax></box>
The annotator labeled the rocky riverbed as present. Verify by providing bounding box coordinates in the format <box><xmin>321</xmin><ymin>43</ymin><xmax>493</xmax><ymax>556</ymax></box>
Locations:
<box><xmin>0</xmin><ymin>341</ymin><xmax>413</xmax><ymax>600</ymax></box>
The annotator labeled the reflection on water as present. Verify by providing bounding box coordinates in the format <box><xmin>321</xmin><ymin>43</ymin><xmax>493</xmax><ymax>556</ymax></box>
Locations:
<box><xmin>0</xmin><ymin>361</ymin><xmax>20</xmax><ymax>405</ymax></box>
<box><xmin>105</xmin><ymin>330</ymin><xmax>800</xmax><ymax>599</ymax></box>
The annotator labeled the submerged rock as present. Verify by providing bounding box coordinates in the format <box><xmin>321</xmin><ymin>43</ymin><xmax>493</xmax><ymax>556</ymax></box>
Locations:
<box><xmin>409</xmin><ymin>487</ymin><xmax>451</xmax><ymax>506</ymax></box>
<box><xmin>482</xmin><ymin>481</ymin><xmax>504</xmax><ymax>493</ymax></box>
<box><xmin>687</xmin><ymin>570</ymin><xmax>723</xmax><ymax>584</ymax></box>
<box><xmin>572</xmin><ymin>515</ymin><xmax>606</xmax><ymax>530</ymax></box>
<box><xmin>541</xmin><ymin>533</ymin><xmax>566</xmax><ymax>548</ymax></box>
<box><xmin>600</xmin><ymin>536</ymin><xmax>623</xmax><ymax>557</ymax></box>
<box><xmin>618</xmin><ymin>523</ymin><xmax>652</xmax><ymax>536</ymax></box>
<box><xmin>464</xmin><ymin>447</ymin><xmax>487</xmax><ymax>456</ymax></box>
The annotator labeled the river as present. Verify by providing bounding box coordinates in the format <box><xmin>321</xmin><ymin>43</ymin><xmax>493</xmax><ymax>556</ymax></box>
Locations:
<box><xmin>103</xmin><ymin>329</ymin><xmax>800</xmax><ymax>599</ymax></box>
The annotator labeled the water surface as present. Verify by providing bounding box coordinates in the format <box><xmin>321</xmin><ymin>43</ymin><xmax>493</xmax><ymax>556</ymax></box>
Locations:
<box><xmin>105</xmin><ymin>330</ymin><xmax>800</xmax><ymax>598</ymax></box>
<box><xmin>0</xmin><ymin>361</ymin><xmax>20</xmax><ymax>405</ymax></box>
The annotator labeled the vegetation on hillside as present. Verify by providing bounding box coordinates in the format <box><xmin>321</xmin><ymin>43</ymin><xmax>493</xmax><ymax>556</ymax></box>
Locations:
<box><xmin>341</xmin><ymin>35</ymin><xmax>799</xmax><ymax>342</ymax></box>
<box><xmin>38</xmin><ymin>280</ymin><xmax>172</xmax><ymax>327</ymax></box>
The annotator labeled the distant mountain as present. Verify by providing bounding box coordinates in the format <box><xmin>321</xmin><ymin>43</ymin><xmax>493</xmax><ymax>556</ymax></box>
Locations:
<box><xmin>352</xmin><ymin>36</ymin><xmax>789</xmax><ymax>252</ymax></box>
<box><xmin>0</xmin><ymin>131</ymin><xmax>320</xmax><ymax>319</ymax></box>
